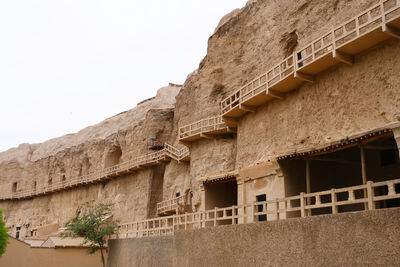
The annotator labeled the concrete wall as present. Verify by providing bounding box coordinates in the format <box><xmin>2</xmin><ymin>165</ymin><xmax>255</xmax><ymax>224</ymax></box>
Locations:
<box><xmin>108</xmin><ymin>207</ymin><xmax>400</xmax><ymax>267</ymax></box>
<box><xmin>0</xmin><ymin>237</ymin><xmax>106</xmax><ymax>267</ymax></box>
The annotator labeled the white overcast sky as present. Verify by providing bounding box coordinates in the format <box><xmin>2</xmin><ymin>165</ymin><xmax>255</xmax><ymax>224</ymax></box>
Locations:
<box><xmin>0</xmin><ymin>0</ymin><xmax>247</xmax><ymax>152</ymax></box>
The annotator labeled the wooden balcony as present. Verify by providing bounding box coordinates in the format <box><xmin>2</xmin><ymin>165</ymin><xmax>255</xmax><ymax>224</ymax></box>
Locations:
<box><xmin>221</xmin><ymin>0</ymin><xmax>400</xmax><ymax>119</ymax></box>
<box><xmin>0</xmin><ymin>143</ymin><xmax>189</xmax><ymax>201</ymax></box>
<box><xmin>157</xmin><ymin>194</ymin><xmax>186</xmax><ymax>216</ymax></box>
<box><xmin>179</xmin><ymin>116</ymin><xmax>237</xmax><ymax>142</ymax></box>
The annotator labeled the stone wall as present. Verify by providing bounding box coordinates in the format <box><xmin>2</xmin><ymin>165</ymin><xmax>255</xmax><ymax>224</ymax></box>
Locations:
<box><xmin>108</xmin><ymin>208</ymin><xmax>400</xmax><ymax>267</ymax></box>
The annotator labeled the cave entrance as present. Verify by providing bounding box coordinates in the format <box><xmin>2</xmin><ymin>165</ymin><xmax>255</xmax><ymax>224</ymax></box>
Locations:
<box><xmin>280</xmin><ymin>132</ymin><xmax>400</xmax><ymax>217</ymax></box>
<box><xmin>105</xmin><ymin>146</ymin><xmax>122</xmax><ymax>168</ymax></box>
<box><xmin>12</xmin><ymin>182</ymin><xmax>17</xmax><ymax>193</ymax></box>
<box><xmin>204</xmin><ymin>178</ymin><xmax>237</xmax><ymax>225</ymax></box>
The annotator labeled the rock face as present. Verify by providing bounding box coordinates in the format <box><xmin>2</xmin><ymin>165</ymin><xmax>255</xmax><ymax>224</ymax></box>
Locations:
<box><xmin>0</xmin><ymin>85</ymin><xmax>181</xmax><ymax>232</ymax></box>
<box><xmin>1</xmin><ymin>0</ymin><xmax>400</xmax><ymax>240</ymax></box>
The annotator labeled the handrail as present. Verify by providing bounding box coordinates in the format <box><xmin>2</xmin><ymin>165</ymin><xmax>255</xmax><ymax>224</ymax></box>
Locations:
<box><xmin>1</xmin><ymin>143</ymin><xmax>189</xmax><ymax>200</ymax></box>
<box><xmin>157</xmin><ymin>194</ymin><xmax>186</xmax><ymax>215</ymax></box>
<box><xmin>178</xmin><ymin>115</ymin><xmax>228</xmax><ymax>140</ymax></box>
<box><xmin>111</xmin><ymin>178</ymin><xmax>400</xmax><ymax>239</ymax></box>
<box><xmin>220</xmin><ymin>0</ymin><xmax>400</xmax><ymax>116</ymax></box>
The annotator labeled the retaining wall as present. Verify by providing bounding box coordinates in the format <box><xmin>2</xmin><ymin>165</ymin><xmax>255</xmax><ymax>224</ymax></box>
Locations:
<box><xmin>108</xmin><ymin>207</ymin><xmax>400</xmax><ymax>266</ymax></box>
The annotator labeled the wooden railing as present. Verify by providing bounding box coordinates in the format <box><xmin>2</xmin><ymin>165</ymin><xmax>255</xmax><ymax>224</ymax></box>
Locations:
<box><xmin>157</xmin><ymin>194</ymin><xmax>186</xmax><ymax>215</ymax></box>
<box><xmin>220</xmin><ymin>0</ymin><xmax>400</xmax><ymax>116</ymax></box>
<box><xmin>111</xmin><ymin>178</ymin><xmax>400</xmax><ymax>239</ymax></box>
<box><xmin>164</xmin><ymin>143</ymin><xmax>190</xmax><ymax>161</ymax></box>
<box><xmin>0</xmin><ymin>143</ymin><xmax>189</xmax><ymax>201</ymax></box>
<box><xmin>178</xmin><ymin>116</ymin><xmax>228</xmax><ymax>141</ymax></box>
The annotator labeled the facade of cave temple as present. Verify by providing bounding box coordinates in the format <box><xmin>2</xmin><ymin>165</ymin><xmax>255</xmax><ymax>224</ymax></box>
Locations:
<box><xmin>1</xmin><ymin>0</ymin><xmax>400</xmax><ymax>240</ymax></box>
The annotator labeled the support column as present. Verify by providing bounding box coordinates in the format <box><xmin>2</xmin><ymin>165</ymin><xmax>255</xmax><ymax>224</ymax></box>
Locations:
<box><xmin>360</xmin><ymin>144</ymin><xmax>367</xmax><ymax>185</ymax></box>
<box><xmin>306</xmin><ymin>160</ymin><xmax>311</xmax><ymax>194</ymax></box>
<box><xmin>393</xmin><ymin>127</ymin><xmax>400</xmax><ymax>155</ymax></box>
<box><xmin>360</xmin><ymin>144</ymin><xmax>368</xmax><ymax>210</ymax></box>
<box><xmin>305</xmin><ymin>160</ymin><xmax>311</xmax><ymax>216</ymax></box>
<box><xmin>236</xmin><ymin>175</ymin><xmax>246</xmax><ymax>224</ymax></box>
<box><xmin>198</xmin><ymin>182</ymin><xmax>205</xmax><ymax>211</ymax></box>
<box><xmin>198</xmin><ymin>182</ymin><xmax>206</xmax><ymax>228</ymax></box>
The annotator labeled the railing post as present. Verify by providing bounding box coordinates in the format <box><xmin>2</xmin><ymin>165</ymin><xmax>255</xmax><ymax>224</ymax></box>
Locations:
<box><xmin>367</xmin><ymin>181</ymin><xmax>375</xmax><ymax>210</ymax></box>
<box><xmin>250</xmin><ymin>202</ymin><xmax>255</xmax><ymax>223</ymax></box>
<box><xmin>300</xmin><ymin>192</ymin><xmax>306</xmax><ymax>218</ymax></box>
<box><xmin>184</xmin><ymin>214</ymin><xmax>187</xmax><ymax>230</ymax></box>
<box><xmin>232</xmin><ymin>205</ymin><xmax>235</xmax><ymax>225</ymax></box>
<box><xmin>275</xmin><ymin>201</ymin><xmax>280</xmax><ymax>221</ymax></box>
<box><xmin>331</xmin><ymin>189</ymin><xmax>337</xmax><ymax>214</ymax></box>
<box><xmin>214</xmin><ymin>207</ymin><xmax>217</xmax><ymax>227</ymax></box>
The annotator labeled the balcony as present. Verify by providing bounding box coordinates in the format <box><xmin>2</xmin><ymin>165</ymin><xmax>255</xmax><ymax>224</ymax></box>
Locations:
<box><xmin>221</xmin><ymin>0</ymin><xmax>400</xmax><ymax>119</ymax></box>
<box><xmin>157</xmin><ymin>194</ymin><xmax>186</xmax><ymax>216</ymax></box>
<box><xmin>179</xmin><ymin>116</ymin><xmax>236</xmax><ymax>142</ymax></box>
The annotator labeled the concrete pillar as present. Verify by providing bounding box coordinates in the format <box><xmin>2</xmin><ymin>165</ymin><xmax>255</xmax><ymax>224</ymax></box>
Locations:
<box><xmin>198</xmin><ymin>182</ymin><xmax>205</xmax><ymax>211</ymax></box>
<box><xmin>236</xmin><ymin>175</ymin><xmax>246</xmax><ymax>224</ymax></box>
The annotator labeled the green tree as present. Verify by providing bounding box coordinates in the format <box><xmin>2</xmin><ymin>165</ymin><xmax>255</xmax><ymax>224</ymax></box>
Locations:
<box><xmin>62</xmin><ymin>201</ymin><xmax>118</xmax><ymax>267</ymax></box>
<box><xmin>0</xmin><ymin>209</ymin><xmax>9</xmax><ymax>257</ymax></box>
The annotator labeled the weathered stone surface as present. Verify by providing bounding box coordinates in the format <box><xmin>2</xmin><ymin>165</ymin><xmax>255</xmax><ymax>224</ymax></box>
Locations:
<box><xmin>1</xmin><ymin>0</ymin><xmax>400</xmax><ymax>244</ymax></box>
<box><xmin>0</xmin><ymin>85</ymin><xmax>180</xmax><ymax>229</ymax></box>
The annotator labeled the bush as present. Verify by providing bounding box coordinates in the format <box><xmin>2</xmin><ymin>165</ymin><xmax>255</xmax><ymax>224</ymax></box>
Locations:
<box><xmin>0</xmin><ymin>209</ymin><xmax>9</xmax><ymax>257</ymax></box>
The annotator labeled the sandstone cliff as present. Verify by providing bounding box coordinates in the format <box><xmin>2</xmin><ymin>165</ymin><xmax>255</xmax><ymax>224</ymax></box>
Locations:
<box><xmin>1</xmin><ymin>0</ymin><xmax>399</xmax><ymax>238</ymax></box>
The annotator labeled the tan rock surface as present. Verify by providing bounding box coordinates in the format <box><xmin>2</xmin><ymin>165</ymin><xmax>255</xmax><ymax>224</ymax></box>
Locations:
<box><xmin>1</xmin><ymin>0</ymin><xmax>399</xmax><ymax>238</ymax></box>
<box><xmin>0</xmin><ymin>85</ymin><xmax>180</xmax><ymax>230</ymax></box>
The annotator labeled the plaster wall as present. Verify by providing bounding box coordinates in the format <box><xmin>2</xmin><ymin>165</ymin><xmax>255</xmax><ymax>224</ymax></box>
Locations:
<box><xmin>0</xmin><ymin>237</ymin><xmax>106</xmax><ymax>267</ymax></box>
<box><xmin>107</xmin><ymin>207</ymin><xmax>400</xmax><ymax>267</ymax></box>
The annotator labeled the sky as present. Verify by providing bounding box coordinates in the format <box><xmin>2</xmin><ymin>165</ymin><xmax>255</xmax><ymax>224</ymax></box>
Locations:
<box><xmin>0</xmin><ymin>0</ymin><xmax>247</xmax><ymax>152</ymax></box>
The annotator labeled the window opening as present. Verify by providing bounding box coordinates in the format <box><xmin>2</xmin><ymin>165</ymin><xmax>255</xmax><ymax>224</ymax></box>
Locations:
<box><xmin>256</xmin><ymin>194</ymin><xmax>267</xmax><ymax>221</ymax></box>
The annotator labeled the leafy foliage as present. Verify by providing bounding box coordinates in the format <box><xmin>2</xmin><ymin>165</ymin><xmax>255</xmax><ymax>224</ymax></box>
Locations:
<box><xmin>62</xmin><ymin>201</ymin><xmax>118</xmax><ymax>267</ymax></box>
<box><xmin>0</xmin><ymin>209</ymin><xmax>9</xmax><ymax>257</ymax></box>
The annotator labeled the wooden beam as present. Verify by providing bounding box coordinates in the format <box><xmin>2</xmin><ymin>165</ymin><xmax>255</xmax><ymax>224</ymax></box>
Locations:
<box><xmin>200</xmin><ymin>133</ymin><xmax>214</xmax><ymax>139</ymax></box>
<box><xmin>179</xmin><ymin>140</ymin><xmax>191</xmax><ymax>147</ymax></box>
<box><xmin>294</xmin><ymin>71</ymin><xmax>314</xmax><ymax>83</ymax></box>
<box><xmin>364</xmin><ymin>144</ymin><xmax>397</xmax><ymax>150</ymax></box>
<box><xmin>222</xmin><ymin>117</ymin><xmax>238</xmax><ymax>128</ymax></box>
<box><xmin>308</xmin><ymin>157</ymin><xmax>357</xmax><ymax>164</ymax></box>
<box><xmin>383</xmin><ymin>24</ymin><xmax>400</xmax><ymax>39</ymax></box>
<box><xmin>267</xmin><ymin>89</ymin><xmax>285</xmax><ymax>100</ymax></box>
<box><xmin>306</xmin><ymin>160</ymin><xmax>311</xmax><ymax>194</ymax></box>
<box><xmin>305</xmin><ymin>159</ymin><xmax>311</xmax><ymax>216</ymax></box>
<box><xmin>360</xmin><ymin>144</ymin><xmax>367</xmax><ymax>185</ymax></box>
<box><xmin>333</xmin><ymin>50</ymin><xmax>354</xmax><ymax>65</ymax></box>
<box><xmin>239</xmin><ymin>104</ymin><xmax>256</xmax><ymax>113</ymax></box>
<box><xmin>227</xmin><ymin>127</ymin><xmax>237</xmax><ymax>134</ymax></box>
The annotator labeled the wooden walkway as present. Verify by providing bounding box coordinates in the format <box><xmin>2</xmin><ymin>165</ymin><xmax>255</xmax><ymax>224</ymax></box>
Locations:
<box><xmin>179</xmin><ymin>115</ymin><xmax>237</xmax><ymax>142</ymax></box>
<box><xmin>0</xmin><ymin>143</ymin><xmax>189</xmax><ymax>200</ymax></box>
<box><xmin>179</xmin><ymin>0</ymin><xmax>400</xmax><ymax>142</ymax></box>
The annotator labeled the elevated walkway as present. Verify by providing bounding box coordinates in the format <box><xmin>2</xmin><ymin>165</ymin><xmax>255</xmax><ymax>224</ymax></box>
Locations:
<box><xmin>178</xmin><ymin>116</ymin><xmax>236</xmax><ymax>142</ymax></box>
<box><xmin>113</xmin><ymin>178</ymin><xmax>400</xmax><ymax>239</ymax></box>
<box><xmin>0</xmin><ymin>143</ymin><xmax>189</xmax><ymax>201</ymax></box>
<box><xmin>157</xmin><ymin>194</ymin><xmax>186</xmax><ymax>216</ymax></box>
<box><xmin>220</xmin><ymin>0</ymin><xmax>400</xmax><ymax>118</ymax></box>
